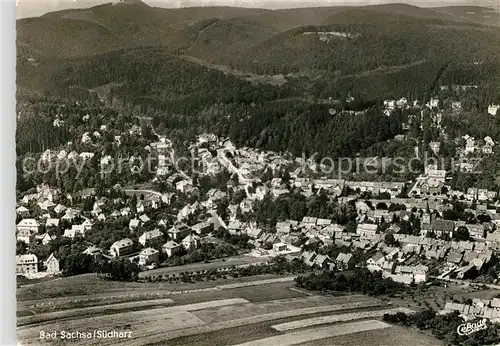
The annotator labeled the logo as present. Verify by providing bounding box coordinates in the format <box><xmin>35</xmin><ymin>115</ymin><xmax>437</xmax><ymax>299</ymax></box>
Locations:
<box><xmin>457</xmin><ymin>319</ymin><xmax>487</xmax><ymax>336</ymax></box>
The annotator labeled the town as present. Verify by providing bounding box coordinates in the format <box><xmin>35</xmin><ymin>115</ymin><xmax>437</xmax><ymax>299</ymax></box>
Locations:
<box><xmin>15</xmin><ymin>88</ymin><xmax>500</xmax><ymax>325</ymax></box>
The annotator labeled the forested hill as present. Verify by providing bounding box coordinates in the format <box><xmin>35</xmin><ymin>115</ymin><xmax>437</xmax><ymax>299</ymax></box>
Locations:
<box><xmin>16</xmin><ymin>3</ymin><xmax>500</xmax><ymax>156</ymax></box>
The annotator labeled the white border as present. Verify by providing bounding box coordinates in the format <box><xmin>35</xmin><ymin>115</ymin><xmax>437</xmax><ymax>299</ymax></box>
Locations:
<box><xmin>1</xmin><ymin>1</ymin><xmax>17</xmax><ymax>345</ymax></box>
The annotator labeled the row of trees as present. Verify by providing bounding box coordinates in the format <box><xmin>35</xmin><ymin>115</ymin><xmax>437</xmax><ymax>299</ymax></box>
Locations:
<box><xmin>295</xmin><ymin>268</ymin><xmax>407</xmax><ymax>296</ymax></box>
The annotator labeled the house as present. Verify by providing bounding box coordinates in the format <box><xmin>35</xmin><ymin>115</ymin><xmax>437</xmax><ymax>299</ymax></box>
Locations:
<box><xmin>83</xmin><ymin>246</ymin><xmax>108</xmax><ymax>259</ymax></box>
<box><xmin>167</xmin><ymin>224</ymin><xmax>192</xmax><ymax>241</ymax></box>
<box><xmin>465</xmin><ymin>137</ymin><xmax>475</xmax><ymax>153</ymax></box>
<box><xmin>456</xmin><ymin>264</ymin><xmax>476</xmax><ymax>280</ymax></box>
<box><xmin>16</xmin><ymin>219</ymin><xmax>39</xmax><ymax>234</ymax></box>
<box><xmin>335</xmin><ymin>253</ymin><xmax>354</xmax><ymax>271</ymax></box>
<box><xmin>366</xmin><ymin>252</ymin><xmax>385</xmax><ymax>271</ymax></box>
<box><xmin>16</xmin><ymin>229</ymin><xmax>36</xmax><ymax>244</ymax></box>
<box><xmin>244</xmin><ymin>221</ymin><xmax>263</xmax><ymax>239</ymax></box>
<box><xmin>301</xmin><ymin>251</ymin><xmax>317</xmax><ymax>266</ymax></box>
<box><xmin>394</xmin><ymin>265</ymin><xmax>428</xmax><ymax>283</ymax></box>
<box><xmin>182</xmin><ymin>234</ymin><xmax>201</xmax><ymax>250</ymax></box>
<box><xmin>16</xmin><ymin>206</ymin><xmax>29</xmax><ymax>215</ymax></box>
<box><xmin>191</xmin><ymin>221</ymin><xmax>212</xmax><ymax>236</ymax></box>
<box><xmin>162</xmin><ymin>240</ymin><xmax>181</xmax><ymax>257</ymax></box>
<box><xmin>276</xmin><ymin>221</ymin><xmax>292</xmax><ymax>234</ymax></box>
<box><xmin>227</xmin><ymin>220</ymin><xmax>246</xmax><ymax>235</ymax></box>
<box><xmin>272</xmin><ymin>242</ymin><xmax>288</xmax><ymax>252</ymax></box>
<box><xmin>138</xmin><ymin>248</ymin><xmax>159</xmax><ymax>266</ymax></box>
<box><xmin>483</xmin><ymin>142</ymin><xmax>494</xmax><ymax>155</ymax></box>
<box><xmin>139</xmin><ymin>214</ymin><xmax>150</xmax><ymax>223</ymax></box>
<box><xmin>302</xmin><ymin>217</ymin><xmax>318</xmax><ymax>227</ymax></box>
<box><xmin>38</xmin><ymin>200</ymin><xmax>56</xmax><ymax>211</ymax></box>
<box><xmin>138</xmin><ymin>229</ymin><xmax>164</xmax><ymax>246</ymax></box>
<box><xmin>488</xmin><ymin>104</ymin><xmax>499</xmax><ymax>116</ymax></box>
<box><xmin>63</xmin><ymin>225</ymin><xmax>86</xmax><ymax>239</ymax></box>
<box><xmin>41</xmin><ymin>233</ymin><xmax>56</xmax><ymax>246</ymax></box>
<box><xmin>356</xmin><ymin>223</ymin><xmax>378</xmax><ymax>241</ymax></box>
<box><xmin>447</xmin><ymin>251</ymin><xmax>464</xmax><ymax>265</ymax></box>
<box><xmin>422</xmin><ymin>219</ymin><xmax>454</xmax><ymax>238</ymax></box>
<box><xmin>16</xmin><ymin>254</ymin><xmax>38</xmax><ymax>274</ymax></box>
<box><xmin>44</xmin><ymin>253</ymin><xmax>60</xmax><ymax>273</ymax></box>
<box><xmin>176</xmin><ymin>180</ymin><xmax>193</xmax><ymax>193</ymax></box>
<box><xmin>110</xmin><ymin>238</ymin><xmax>134</xmax><ymax>257</ymax></box>
<box><xmin>128</xmin><ymin>219</ymin><xmax>140</xmax><ymax>231</ymax></box>
<box><xmin>313</xmin><ymin>254</ymin><xmax>330</xmax><ymax>268</ymax></box>
<box><xmin>177</xmin><ymin>203</ymin><xmax>198</xmax><ymax>221</ymax></box>
<box><xmin>62</xmin><ymin>208</ymin><xmax>80</xmax><ymax>221</ymax></box>
<box><xmin>45</xmin><ymin>218</ymin><xmax>60</xmax><ymax>228</ymax></box>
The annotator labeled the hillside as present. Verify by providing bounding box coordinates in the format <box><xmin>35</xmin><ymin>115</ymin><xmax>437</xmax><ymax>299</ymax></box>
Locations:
<box><xmin>432</xmin><ymin>6</ymin><xmax>500</xmax><ymax>27</ymax></box>
<box><xmin>16</xmin><ymin>3</ymin><xmax>500</xmax><ymax>156</ymax></box>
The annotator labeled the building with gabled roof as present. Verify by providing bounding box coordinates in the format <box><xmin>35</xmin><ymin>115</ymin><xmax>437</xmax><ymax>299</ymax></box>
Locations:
<box><xmin>16</xmin><ymin>254</ymin><xmax>38</xmax><ymax>274</ymax></box>
<box><xmin>162</xmin><ymin>240</ymin><xmax>181</xmax><ymax>257</ymax></box>
<box><xmin>138</xmin><ymin>229</ymin><xmax>164</xmax><ymax>246</ymax></box>
<box><xmin>182</xmin><ymin>234</ymin><xmax>201</xmax><ymax>250</ymax></box>
<box><xmin>110</xmin><ymin>238</ymin><xmax>134</xmax><ymax>258</ymax></box>
<box><xmin>44</xmin><ymin>253</ymin><xmax>60</xmax><ymax>273</ymax></box>
<box><xmin>138</xmin><ymin>248</ymin><xmax>159</xmax><ymax>266</ymax></box>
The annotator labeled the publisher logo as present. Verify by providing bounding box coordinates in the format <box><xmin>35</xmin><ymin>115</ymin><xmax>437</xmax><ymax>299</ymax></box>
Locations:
<box><xmin>457</xmin><ymin>319</ymin><xmax>487</xmax><ymax>336</ymax></box>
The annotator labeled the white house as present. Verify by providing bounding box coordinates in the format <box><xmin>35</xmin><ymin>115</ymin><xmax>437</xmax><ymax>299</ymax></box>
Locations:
<box><xmin>366</xmin><ymin>252</ymin><xmax>385</xmax><ymax>272</ymax></box>
<box><xmin>356</xmin><ymin>223</ymin><xmax>378</xmax><ymax>241</ymax></box>
<box><xmin>16</xmin><ymin>206</ymin><xmax>29</xmax><ymax>215</ymax></box>
<box><xmin>17</xmin><ymin>219</ymin><xmax>39</xmax><ymax>234</ymax></box>
<box><xmin>138</xmin><ymin>248</ymin><xmax>159</xmax><ymax>266</ymax></box>
<box><xmin>63</xmin><ymin>225</ymin><xmax>86</xmax><ymax>239</ymax></box>
<box><xmin>162</xmin><ymin>240</ymin><xmax>181</xmax><ymax>257</ymax></box>
<box><xmin>182</xmin><ymin>234</ymin><xmax>201</xmax><ymax>251</ymax></box>
<box><xmin>16</xmin><ymin>254</ymin><xmax>38</xmax><ymax>274</ymax></box>
<box><xmin>110</xmin><ymin>238</ymin><xmax>134</xmax><ymax>257</ymax></box>
<box><xmin>17</xmin><ymin>229</ymin><xmax>36</xmax><ymax>244</ymax></box>
<box><xmin>45</xmin><ymin>218</ymin><xmax>60</xmax><ymax>228</ymax></box>
<box><xmin>488</xmin><ymin>104</ymin><xmax>499</xmax><ymax>116</ymax></box>
<box><xmin>129</xmin><ymin>218</ymin><xmax>140</xmax><ymax>231</ymax></box>
<box><xmin>465</xmin><ymin>137</ymin><xmax>475</xmax><ymax>153</ymax></box>
<box><xmin>138</xmin><ymin>229</ymin><xmax>164</xmax><ymax>246</ymax></box>
<box><xmin>41</xmin><ymin>233</ymin><xmax>56</xmax><ymax>246</ymax></box>
<box><xmin>44</xmin><ymin>253</ymin><xmax>60</xmax><ymax>273</ymax></box>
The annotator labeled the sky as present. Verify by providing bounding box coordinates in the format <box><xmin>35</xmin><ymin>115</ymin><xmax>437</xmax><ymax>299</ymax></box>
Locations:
<box><xmin>15</xmin><ymin>0</ymin><xmax>497</xmax><ymax>19</ymax></box>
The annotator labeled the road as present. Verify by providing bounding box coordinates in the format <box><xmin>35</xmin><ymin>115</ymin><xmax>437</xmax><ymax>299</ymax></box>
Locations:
<box><xmin>430</xmin><ymin>276</ymin><xmax>500</xmax><ymax>290</ymax></box>
<box><xmin>138</xmin><ymin>255</ymin><xmax>268</xmax><ymax>278</ymax></box>
<box><xmin>123</xmin><ymin>189</ymin><xmax>162</xmax><ymax>197</ymax></box>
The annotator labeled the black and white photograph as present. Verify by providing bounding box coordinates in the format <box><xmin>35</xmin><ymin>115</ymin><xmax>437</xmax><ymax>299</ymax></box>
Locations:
<box><xmin>11</xmin><ymin>0</ymin><xmax>500</xmax><ymax>344</ymax></box>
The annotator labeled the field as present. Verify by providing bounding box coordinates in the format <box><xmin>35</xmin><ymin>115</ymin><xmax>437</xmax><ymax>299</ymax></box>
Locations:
<box><xmin>17</xmin><ymin>275</ymin><xmax>443</xmax><ymax>346</ymax></box>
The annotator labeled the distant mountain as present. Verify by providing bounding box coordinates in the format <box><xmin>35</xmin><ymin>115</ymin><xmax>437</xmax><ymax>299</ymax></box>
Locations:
<box><xmin>16</xmin><ymin>3</ymin><xmax>500</xmax><ymax>159</ymax></box>
<box><xmin>16</xmin><ymin>3</ymin><xmax>500</xmax><ymax>106</ymax></box>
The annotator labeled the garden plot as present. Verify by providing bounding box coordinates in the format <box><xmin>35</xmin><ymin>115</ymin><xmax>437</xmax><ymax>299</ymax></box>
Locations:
<box><xmin>272</xmin><ymin>307</ymin><xmax>414</xmax><ymax>331</ymax></box>
<box><xmin>17</xmin><ymin>298</ymin><xmax>175</xmax><ymax>326</ymax></box>
<box><xmin>109</xmin><ymin>298</ymin><xmax>386</xmax><ymax>346</ymax></box>
<box><xmin>234</xmin><ymin>320</ymin><xmax>392</xmax><ymax>346</ymax></box>
<box><xmin>192</xmin><ymin>295</ymin><xmax>382</xmax><ymax>324</ymax></box>
<box><xmin>17</xmin><ymin>298</ymin><xmax>249</xmax><ymax>345</ymax></box>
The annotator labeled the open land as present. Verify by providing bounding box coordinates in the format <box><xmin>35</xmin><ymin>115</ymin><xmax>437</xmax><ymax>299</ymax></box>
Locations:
<box><xmin>17</xmin><ymin>275</ymin><xmax>444</xmax><ymax>346</ymax></box>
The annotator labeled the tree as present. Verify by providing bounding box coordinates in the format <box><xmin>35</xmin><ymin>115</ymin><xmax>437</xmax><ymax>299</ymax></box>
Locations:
<box><xmin>384</xmin><ymin>233</ymin><xmax>399</xmax><ymax>247</ymax></box>
<box><xmin>453</xmin><ymin>226</ymin><xmax>470</xmax><ymax>241</ymax></box>
<box><xmin>16</xmin><ymin>241</ymin><xmax>28</xmax><ymax>255</ymax></box>
<box><xmin>62</xmin><ymin>253</ymin><xmax>94</xmax><ymax>277</ymax></box>
<box><xmin>216</xmin><ymin>197</ymin><xmax>229</xmax><ymax>220</ymax></box>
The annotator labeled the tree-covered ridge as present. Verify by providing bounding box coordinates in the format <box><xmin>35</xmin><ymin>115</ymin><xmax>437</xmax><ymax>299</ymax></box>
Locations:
<box><xmin>233</xmin><ymin>20</ymin><xmax>500</xmax><ymax>75</ymax></box>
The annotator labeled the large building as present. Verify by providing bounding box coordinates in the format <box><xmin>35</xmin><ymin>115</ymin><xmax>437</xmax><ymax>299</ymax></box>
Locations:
<box><xmin>16</xmin><ymin>254</ymin><xmax>38</xmax><ymax>274</ymax></box>
<box><xmin>110</xmin><ymin>238</ymin><xmax>134</xmax><ymax>257</ymax></box>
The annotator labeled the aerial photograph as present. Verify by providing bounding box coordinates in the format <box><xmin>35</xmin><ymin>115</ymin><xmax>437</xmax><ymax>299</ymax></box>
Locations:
<box><xmin>14</xmin><ymin>0</ymin><xmax>500</xmax><ymax>345</ymax></box>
